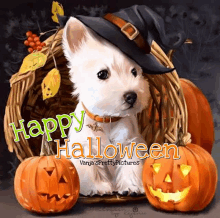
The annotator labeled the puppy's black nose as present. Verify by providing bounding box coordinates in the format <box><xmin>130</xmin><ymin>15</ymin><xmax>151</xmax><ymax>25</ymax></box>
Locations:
<box><xmin>124</xmin><ymin>91</ymin><xmax>137</xmax><ymax>106</ymax></box>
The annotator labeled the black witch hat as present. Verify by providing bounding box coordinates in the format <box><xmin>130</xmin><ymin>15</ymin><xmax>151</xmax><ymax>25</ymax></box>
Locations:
<box><xmin>58</xmin><ymin>5</ymin><xmax>185</xmax><ymax>74</ymax></box>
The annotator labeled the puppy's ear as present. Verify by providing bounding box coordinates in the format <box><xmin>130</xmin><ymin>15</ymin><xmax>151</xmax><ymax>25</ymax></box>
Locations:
<box><xmin>63</xmin><ymin>17</ymin><xmax>87</xmax><ymax>57</ymax></box>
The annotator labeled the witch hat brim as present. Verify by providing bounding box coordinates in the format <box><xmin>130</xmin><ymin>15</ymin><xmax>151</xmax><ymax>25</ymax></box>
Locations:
<box><xmin>58</xmin><ymin>5</ymin><xmax>185</xmax><ymax>74</ymax></box>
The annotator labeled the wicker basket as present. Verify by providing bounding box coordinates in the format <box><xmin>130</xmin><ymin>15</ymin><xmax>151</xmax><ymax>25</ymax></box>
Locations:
<box><xmin>3</xmin><ymin>28</ymin><xmax>192</xmax><ymax>203</ymax></box>
<box><xmin>4</xmin><ymin>28</ymin><xmax>191</xmax><ymax>162</ymax></box>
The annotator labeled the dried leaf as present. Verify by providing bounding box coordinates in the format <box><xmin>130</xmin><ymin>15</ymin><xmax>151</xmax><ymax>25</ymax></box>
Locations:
<box><xmin>51</xmin><ymin>1</ymin><xmax>64</xmax><ymax>23</ymax></box>
<box><xmin>41</xmin><ymin>68</ymin><xmax>61</xmax><ymax>100</ymax></box>
<box><xmin>19</xmin><ymin>52</ymin><xmax>47</xmax><ymax>74</ymax></box>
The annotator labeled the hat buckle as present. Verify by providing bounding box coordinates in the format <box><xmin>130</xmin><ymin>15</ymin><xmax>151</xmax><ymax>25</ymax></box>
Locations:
<box><xmin>121</xmin><ymin>22</ymin><xmax>139</xmax><ymax>40</ymax></box>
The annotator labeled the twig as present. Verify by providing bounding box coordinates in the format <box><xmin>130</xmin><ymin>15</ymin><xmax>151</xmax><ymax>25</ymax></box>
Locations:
<box><xmin>48</xmin><ymin>27</ymin><xmax>61</xmax><ymax>69</ymax></box>
<box><xmin>40</xmin><ymin>28</ymin><xmax>58</xmax><ymax>37</ymax></box>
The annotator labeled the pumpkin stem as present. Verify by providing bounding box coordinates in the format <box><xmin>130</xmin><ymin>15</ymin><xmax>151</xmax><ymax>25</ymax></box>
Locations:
<box><xmin>176</xmin><ymin>129</ymin><xmax>186</xmax><ymax>147</ymax></box>
<box><xmin>176</xmin><ymin>128</ymin><xmax>192</xmax><ymax>147</ymax></box>
<box><xmin>40</xmin><ymin>123</ymin><xmax>55</xmax><ymax>156</ymax></box>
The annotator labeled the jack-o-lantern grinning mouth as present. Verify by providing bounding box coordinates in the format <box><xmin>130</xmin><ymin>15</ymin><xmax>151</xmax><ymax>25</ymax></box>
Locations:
<box><xmin>148</xmin><ymin>186</ymin><xmax>191</xmax><ymax>203</ymax></box>
<box><xmin>38</xmin><ymin>193</ymin><xmax>71</xmax><ymax>201</ymax></box>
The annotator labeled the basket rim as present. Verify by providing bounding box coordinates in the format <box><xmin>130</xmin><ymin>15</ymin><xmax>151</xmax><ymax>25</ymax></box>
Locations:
<box><xmin>3</xmin><ymin>28</ymin><xmax>190</xmax><ymax>161</ymax></box>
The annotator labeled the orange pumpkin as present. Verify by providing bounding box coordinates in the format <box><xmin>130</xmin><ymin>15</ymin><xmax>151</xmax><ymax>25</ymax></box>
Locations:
<box><xmin>14</xmin><ymin>155</ymin><xmax>80</xmax><ymax>214</ymax></box>
<box><xmin>142</xmin><ymin>143</ymin><xmax>218</xmax><ymax>212</ymax></box>
<box><xmin>180</xmin><ymin>79</ymin><xmax>214</xmax><ymax>154</ymax></box>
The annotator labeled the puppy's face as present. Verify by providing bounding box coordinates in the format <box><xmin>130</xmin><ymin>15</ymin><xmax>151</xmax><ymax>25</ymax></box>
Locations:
<box><xmin>63</xmin><ymin>17</ymin><xmax>150</xmax><ymax>117</ymax></box>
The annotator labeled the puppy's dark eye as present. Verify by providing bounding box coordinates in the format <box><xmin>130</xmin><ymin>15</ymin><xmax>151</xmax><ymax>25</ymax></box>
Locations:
<box><xmin>131</xmin><ymin>68</ymin><xmax>137</xmax><ymax>77</ymax></box>
<box><xmin>97</xmin><ymin>70</ymin><xmax>109</xmax><ymax>80</ymax></box>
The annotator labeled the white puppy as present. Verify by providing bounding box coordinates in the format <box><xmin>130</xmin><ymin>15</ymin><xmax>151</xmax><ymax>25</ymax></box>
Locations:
<box><xmin>62</xmin><ymin>17</ymin><xmax>151</xmax><ymax>196</ymax></box>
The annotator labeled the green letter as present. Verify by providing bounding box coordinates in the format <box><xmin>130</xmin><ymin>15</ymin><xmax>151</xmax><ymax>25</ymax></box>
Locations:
<box><xmin>56</xmin><ymin>114</ymin><xmax>72</xmax><ymax>138</ymax></box>
<box><xmin>27</xmin><ymin>120</ymin><xmax>44</xmax><ymax>138</ymax></box>
<box><xmin>70</xmin><ymin>110</ymin><xmax>85</xmax><ymax>132</ymax></box>
<box><xmin>9</xmin><ymin>119</ymin><xmax>30</xmax><ymax>142</ymax></box>
<box><xmin>42</xmin><ymin>118</ymin><xmax>58</xmax><ymax>142</ymax></box>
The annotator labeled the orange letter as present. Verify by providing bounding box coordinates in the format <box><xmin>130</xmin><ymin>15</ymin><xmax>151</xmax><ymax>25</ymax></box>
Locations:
<box><xmin>150</xmin><ymin>143</ymin><xmax>164</xmax><ymax>159</ymax></box>
<box><xmin>94</xmin><ymin>137</ymin><xmax>103</xmax><ymax>159</ymax></box>
<box><xmin>135</xmin><ymin>143</ymin><xmax>149</xmax><ymax>159</ymax></box>
<box><xmin>118</xmin><ymin>142</ymin><xmax>135</xmax><ymax>159</ymax></box>
<box><xmin>163</xmin><ymin>143</ymin><xmax>180</xmax><ymax>159</ymax></box>
<box><xmin>86</xmin><ymin>137</ymin><xmax>94</xmax><ymax>159</ymax></box>
<box><xmin>104</xmin><ymin>144</ymin><xmax>117</xmax><ymax>159</ymax></box>
<box><xmin>55</xmin><ymin>139</ymin><xmax>71</xmax><ymax>159</ymax></box>
<box><xmin>72</xmin><ymin>143</ymin><xmax>85</xmax><ymax>158</ymax></box>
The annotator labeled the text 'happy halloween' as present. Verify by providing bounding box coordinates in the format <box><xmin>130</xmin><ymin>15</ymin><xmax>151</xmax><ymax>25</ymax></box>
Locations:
<box><xmin>9</xmin><ymin>111</ymin><xmax>181</xmax><ymax>160</ymax></box>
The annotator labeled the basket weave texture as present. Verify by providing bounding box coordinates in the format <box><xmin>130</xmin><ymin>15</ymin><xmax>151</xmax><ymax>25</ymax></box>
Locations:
<box><xmin>4</xmin><ymin>29</ymin><xmax>191</xmax><ymax>162</ymax></box>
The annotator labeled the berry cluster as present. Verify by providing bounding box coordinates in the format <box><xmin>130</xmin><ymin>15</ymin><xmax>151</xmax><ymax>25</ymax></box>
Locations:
<box><xmin>24</xmin><ymin>31</ymin><xmax>46</xmax><ymax>53</ymax></box>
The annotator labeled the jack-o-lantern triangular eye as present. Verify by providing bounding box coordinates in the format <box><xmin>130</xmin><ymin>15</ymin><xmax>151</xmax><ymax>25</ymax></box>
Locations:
<box><xmin>151</xmin><ymin>163</ymin><xmax>161</xmax><ymax>173</ymax></box>
<box><xmin>44</xmin><ymin>167</ymin><xmax>55</xmax><ymax>176</ymax></box>
<box><xmin>180</xmin><ymin>164</ymin><xmax>192</xmax><ymax>177</ymax></box>
<box><xmin>59</xmin><ymin>175</ymin><xmax>68</xmax><ymax>183</ymax></box>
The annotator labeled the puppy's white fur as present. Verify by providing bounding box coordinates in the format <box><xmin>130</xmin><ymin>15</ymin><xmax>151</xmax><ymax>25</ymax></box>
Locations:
<box><xmin>62</xmin><ymin>17</ymin><xmax>150</xmax><ymax>196</ymax></box>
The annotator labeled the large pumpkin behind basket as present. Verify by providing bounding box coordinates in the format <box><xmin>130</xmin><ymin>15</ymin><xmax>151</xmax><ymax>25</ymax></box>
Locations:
<box><xmin>180</xmin><ymin>79</ymin><xmax>214</xmax><ymax>154</ymax></box>
<box><xmin>142</xmin><ymin>143</ymin><xmax>218</xmax><ymax>212</ymax></box>
<box><xmin>14</xmin><ymin>155</ymin><xmax>80</xmax><ymax>214</ymax></box>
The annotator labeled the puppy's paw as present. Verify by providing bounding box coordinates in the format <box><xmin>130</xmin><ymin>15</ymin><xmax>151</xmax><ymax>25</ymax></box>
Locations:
<box><xmin>115</xmin><ymin>160</ymin><xmax>145</xmax><ymax>196</ymax></box>
<box><xmin>81</xmin><ymin>181</ymin><xmax>113</xmax><ymax>196</ymax></box>
<box><xmin>117</xmin><ymin>184</ymin><xmax>145</xmax><ymax>196</ymax></box>
<box><xmin>94</xmin><ymin>181</ymin><xmax>114</xmax><ymax>196</ymax></box>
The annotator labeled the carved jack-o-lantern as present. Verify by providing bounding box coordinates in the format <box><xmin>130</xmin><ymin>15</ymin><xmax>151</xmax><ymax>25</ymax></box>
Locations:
<box><xmin>14</xmin><ymin>155</ymin><xmax>80</xmax><ymax>213</ymax></box>
<box><xmin>143</xmin><ymin>143</ymin><xmax>218</xmax><ymax>212</ymax></box>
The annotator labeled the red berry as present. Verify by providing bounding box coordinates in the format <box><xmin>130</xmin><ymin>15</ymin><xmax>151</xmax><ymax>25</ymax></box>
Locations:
<box><xmin>34</xmin><ymin>37</ymin><xmax>40</xmax><ymax>42</ymax></box>
<box><xmin>26</xmin><ymin>31</ymin><xmax>32</xmax><ymax>37</ymax></box>
<box><xmin>36</xmin><ymin>41</ymin><xmax>41</xmax><ymax>46</ymax></box>
<box><xmin>29</xmin><ymin>42</ymin><xmax>35</xmax><ymax>47</ymax></box>
<box><xmin>28</xmin><ymin>47</ymin><xmax>33</xmax><ymax>53</ymax></box>
<box><xmin>28</xmin><ymin>37</ymin><xmax>34</xmax><ymax>42</ymax></box>
<box><xmin>33</xmin><ymin>46</ymin><xmax>37</xmax><ymax>51</ymax></box>
<box><xmin>32</xmin><ymin>34</ymin><xmax>37</xmax><ymax>38</ymax></box>
<box><xmin>37</xmin><ymin>46</ymin><xmax>42</xmax><ymax>51</ymax></box>
<box><xmin>41</xmin><ymin>42</ymin><xmax>46</xmax><ymax>47</ymax></box>
<box><xmin>24</xmin><ymin>40</ymin><xmax>29</xmax><ymax>46</ymax></box>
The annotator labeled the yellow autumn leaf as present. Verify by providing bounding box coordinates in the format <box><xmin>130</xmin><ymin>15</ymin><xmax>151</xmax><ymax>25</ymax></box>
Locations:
<box><xmin>51</xmin><ymin>1</ymin><xmax>64</xmax><ymax>23</ymax></box>
<box><xmin>41</xmin><ymin>68</ymin><xmax>61</xmax><ymax>100</ymax></box>
<box><xmin>19</xmin><ymin>52</ymin><xmax>47</xmax><ymax>74</ymax></box>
